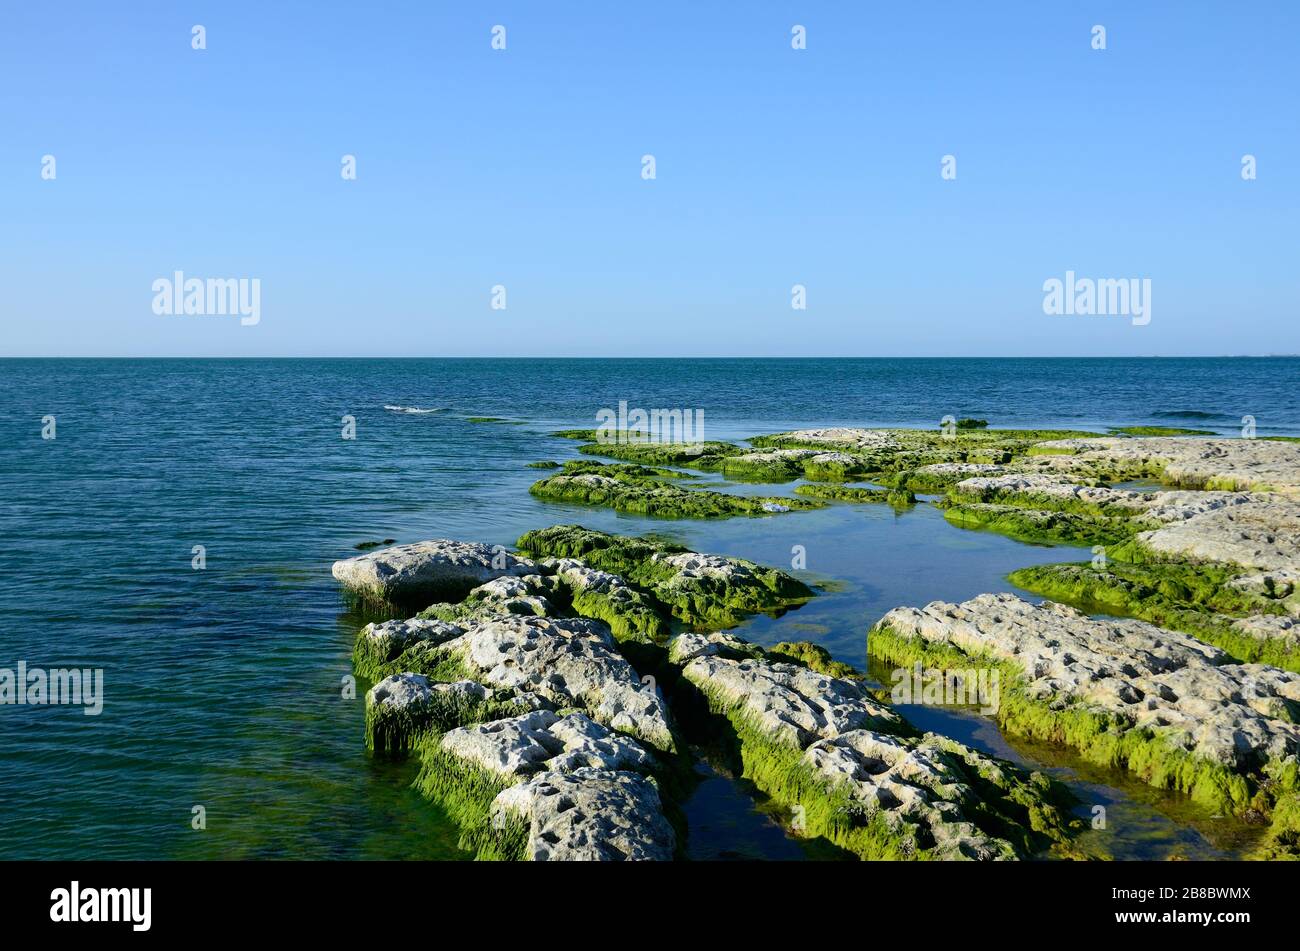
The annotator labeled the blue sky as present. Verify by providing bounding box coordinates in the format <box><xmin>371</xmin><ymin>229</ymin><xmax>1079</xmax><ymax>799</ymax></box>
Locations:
<box><xmin>3</xmin><ymin>2</ymin><xmax>1297</xmax><ymax>357</ymax></box>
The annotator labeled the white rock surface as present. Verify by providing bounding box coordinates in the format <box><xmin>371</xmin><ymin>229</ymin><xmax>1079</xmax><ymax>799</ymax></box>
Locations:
<box><xmin>332</xmin><ymin>539</ymin><xmax>537</xmax><ymax>604</ymax></box>
<box><xmin>1031</xmin><ymin>436</ymin><xmax>1300</xmax><ymax>495</ymax></box>
<box><xmin>679</xmin><ymin>653</ymin><xmax>903</xmax><ymax>748</ymax></box>
<box><xmin>878</xmin><ymin>592</ymin><xmax>1300</xmax><ymax>769</ymax></box>
<box><xmin>357</xmin><ymin>618</ymin><xmax>464</xmax><ymax>666</ymax></box>
<box><xmin>804</xmin><ymin>731</ymin><xmax>1018</xmax><ymax>860</ymax></box>
<box><xmin>491</xmin><ymin>767</ymin><xmax>676</xmax><ymax>861</ymax></box>
<box><xmin>441</xmin><ymin>615</ymin><xmax>676</xmax><ymax>751</ymax></box>
<box><xmin>439</xmin><ymin>709</ymin><xmax>654</xmax><ymax>780</ymax></box>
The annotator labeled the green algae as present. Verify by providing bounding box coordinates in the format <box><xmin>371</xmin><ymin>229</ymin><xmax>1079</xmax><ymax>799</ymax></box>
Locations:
<box><xmin>353</xmin><ymin>538</ymin><xmax>396</xmax><ymax>551</ymax></box>
<box><xmin>557</xmin><ymin>458</ymin><xmax>696</xmax><ymax>480</ymax></box>
<box><xmin>526</xmin><ymin>460</ymin><xmax>560</xmax><ymax>469</ymax></box>
<box><xmin>867</xmin><ymin>622</ymin><xmax>1265</xmax><ymax>819</ymax></box>
<box><xmin>577</xmin><ymin>439</ymin><xmax>744</xmax><ymax>469</ymax></box>
<box><xmin>955</xmin><ymin>418</ymin><xmax>988</xmax><ymax>430</ymax></box>
<box><xmin>768</xmin><ymin>640</ymin><xmax>863</xmax><ymax>679</ymax></box>
<box><xmin>795</xmin><ymin>483</ymin><xmax>916</xmax><ymax>506</ymax></box>
<box><xmin>940</xmin><ymin>501</ymin><xmax>1139</xmax><ymax>546</ymax></box>
<box><xmin>517</xmin><ymin>525</ymin><xmax>814</xmax><ymax>628</ymax></box>
<box><xmin>567</xmin><ymin>585</ymin><xmax>671</xmax><ymax>646</ymax></box>
<box><xmin>412</xmin><ymin>743</ymin><xmax>529</xmax><ymax>860</ymax></box>
<box><xmin>1009</xmin><ymin>562</ymin><xmax>1300</xmax><ymax>671</ymax></box>
<box><xmin>529</xmin><ymin>469</ymin><xmax>823</xmax><ymax>519</ymax></box>
<box><xmin>366</xmin><ymin>687</ymin><xmax>536</xmax><ymax>756</ymax></box>
<box><xmin>677</xmin><ymin>673</ymin><xmax>1080</xmax><ymax>860</ymax></box>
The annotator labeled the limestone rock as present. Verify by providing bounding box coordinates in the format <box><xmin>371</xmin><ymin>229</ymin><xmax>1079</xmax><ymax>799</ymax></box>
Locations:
<box><xmin>332</xmin><ymin>539</ymin><xmax>537</xmax><ymax>606</ymax></box>
<box><xmin>679</xmin><ymin>653</ymin><xmax>903</xmax><ymax>748</ymax></box>
<box><xmin>441</xmin><ymin>615</ymin><xmax>676</xmax><ymax>751</ymax></box>
<box><xmin>877</xmin><ymin>592</ymin><xmax>1300</xmax><ymax>769</ymax></box>
<box><xmin>439</xmin><ymin>709</ymin><xmax>654</xmax><ymax>780</ymax></box>
<box><xmin>492</xmin><ymin>767</ymin><xmax>676</xmax><ymax>861</ymax></box>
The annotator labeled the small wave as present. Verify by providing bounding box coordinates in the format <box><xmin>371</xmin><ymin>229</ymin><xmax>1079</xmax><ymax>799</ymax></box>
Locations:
<box><xmin>1151</xmin><ymin>410</ymin><xmax>1222</xmax><ymax>420</ymax></box>
<box><xmin>384</xmin><ymin>405</ymin><xmax>444</xmax><ymax>415</ymax></box>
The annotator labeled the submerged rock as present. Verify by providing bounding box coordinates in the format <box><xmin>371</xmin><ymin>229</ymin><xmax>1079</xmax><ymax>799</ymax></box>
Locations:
<box><xmin>492</xmin><ymin>767</ymin><xmax>676</xmax><ymax>861</ymax></box>
<box><xmin>332</xmin><ymin>539</ymin><xmax>537</xmax><ymax>607</ymax></box>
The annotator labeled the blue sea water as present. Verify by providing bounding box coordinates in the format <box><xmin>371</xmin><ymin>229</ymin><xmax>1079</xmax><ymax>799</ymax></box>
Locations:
<box><xmin>1</xmin><ymin>357</ymin><xmax>1297</xmax><ymax>860</ymax></box>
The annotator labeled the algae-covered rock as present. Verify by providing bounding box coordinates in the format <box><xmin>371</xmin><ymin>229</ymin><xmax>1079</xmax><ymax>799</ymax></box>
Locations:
<box><xmin>679</xmin><ymin>652</ymin><xmax>903</xmax><ymax>748</ymax></box>
<box><xmin>577</xmin><ymin>439</ymin><xmax>744</xmax><ymax>469</ymax></box>
<box><xmin>872</xmin><ymin>593</ymin><xmax>1300</xmax><ymax>804</ymax></box>
<box><xmin>673</xmin><ymin>632</ymin><xmax>1081</xmax><ymax>859</ymax></box>
<box><xmin>365</xmin><ymin>675</ymin><xmax>547</xmax><ymax>754</ymax></box>
<box><xmin>332</xmin><ymin>539</ymin><xmax>537</xmax><ymax>608</ymax></box>
<box><xmin>768</xmin><ymin>640</ymin><xmax>863</xmax><ymax>679</ymax></box>
<box><xmin>1009</xmin><ymin>561</ymin><xmax>1300</xmax><ymax>671</ymax></box>
<box><xmin>1130</xmin><ymin>493</ymin><xmax>1300</xmax><ymax>574</ymax></box>
<box><xmin>794</xmin><ymin>483</ymin><xmax>916</xmax><ymax>505</ymax></box>
<box><xmin>1028</xmin><ymin>435</ymin><xmax>1300</xmax><ymax>495</ymax></box>
<box><xmin>439</xmin><ymin>709</ymin><xmax>655</xmax><ymax>780</ymax></box>
<box><xmin>353</xmin><ymin>617</ymin><xmax>466</xmax><ymax>680</ymax></box>
<box><xmin>896</xmin><ymin>463</ymin><xmax>1006</xmax><ymax>493</ymax></box>
<box><xmin>529</xmin><ymin>470</ymin><xmax>823</xmax><ymax>519</ymax></box>
<box><xmin>517</xmin><ymin>525</ymin><xmax>813</xmax><ymax>627</ymax></box>
<box><xmin>941</xmin><ymin>501</ymin><xmax>1138</xmax><ymax>546</ymax></box>
<box><xmin>416</xmin><ymin>710</ymin><xmax>672</xmax><ymax>861</ymax></box>
<box><xmin>417</xmin><ymin>573</ymin><xmax>560</xmax><ymax>624</ymax></box>
<box><xmin>545</xmin><ymin>558</ymin><xmax>671</xmax><ymax>644</ymax></box>
<box><xmin>492</xmin><ymin>767</ymin><xmax>676</xmax><ymax>861</ymax></box>
<box><xmin>437</xmin><ymin>614</ymin><xmax>677</xmax><ymax>752</ymax></box>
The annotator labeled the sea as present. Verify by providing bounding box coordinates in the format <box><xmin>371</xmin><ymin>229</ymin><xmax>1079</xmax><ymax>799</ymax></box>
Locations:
<box><xmin>2</xmin><ymin>357</ymin><xmax>1298</xmax><ymax>860</ymax></box>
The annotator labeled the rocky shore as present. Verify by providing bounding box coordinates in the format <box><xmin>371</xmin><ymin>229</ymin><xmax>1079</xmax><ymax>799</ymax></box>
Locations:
<box><xmin>332</xmin><ymin>427</ymin><xmax>1300</xmax><ymax>860</ymax></box>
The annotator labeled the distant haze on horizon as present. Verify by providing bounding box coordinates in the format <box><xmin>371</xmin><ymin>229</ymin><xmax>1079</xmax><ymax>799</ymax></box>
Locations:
<box><xmin>3</xmin><ymin>2</ymin><xmax>1297</xmax><ymax>358</ymax></box>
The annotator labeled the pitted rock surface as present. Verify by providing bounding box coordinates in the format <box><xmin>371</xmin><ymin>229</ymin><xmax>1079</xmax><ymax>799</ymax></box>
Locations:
<box><xmin>679</xmin><ymin>653</ymin><xmax>903</xmax><ymax>748</ymax></box>
<box><xmin>440</xmin><ymin>614</ymin><xmax>675</xmax><ymax>751</ymax></box>
<box><xmin>439</xmin><ymin>709</ymin><xmax>654</xmax><ymax>780</ymax></box>
<box><xmin>878</xmin><ymin>592</ymin><xmax>1300</xmax><ymax>769</ymax></box>
<box><xmin>491</xmin><ymin>767</ymin><xmax>675</xmax><ymax>861</ymax></box>
<box><xmin>332</xmin><ymin>539</ymin><xmax>537</xmax><ymax>604</ymax></box>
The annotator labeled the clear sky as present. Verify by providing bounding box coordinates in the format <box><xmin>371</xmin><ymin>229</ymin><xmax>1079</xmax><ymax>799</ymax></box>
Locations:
<box><xmin>3</xmin><ymin>1</ymin><xmax>1297</xmax><ymax>357</ymax></box>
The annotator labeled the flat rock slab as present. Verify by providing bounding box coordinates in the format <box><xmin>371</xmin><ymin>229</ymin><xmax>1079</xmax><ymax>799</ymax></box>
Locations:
<box><xmin>878</xmin><ymin>592</ymin><xmax>1300</xmax><ymax>769</ymax></box>
<box><xmin>680</xmin><ymin>651</ymin><xmax>904</xmax><ymax>748</ymax></box>
<box><xmin>332</xmin><ymin>539</ymin><xmax>537</xmax><ymax>606</ymax></box>
<box><xmin>1134</xmin><ymin>494</ymin><xmax>1300</xmax><ymax>574</ymax></box>
<box><xmin>492</xmin><ymin>767</ymin><xmax>676</xmax><ymax>861</ymax></box>
<box><xmin>1031</xmin><ymin>436</ymin><xmax>1300</xmax><ymax>495</ymax></box>
<box><xmin>755</xmin><ymin>428</ymin><xmax>904</xmax><ymax>451</ymax></box>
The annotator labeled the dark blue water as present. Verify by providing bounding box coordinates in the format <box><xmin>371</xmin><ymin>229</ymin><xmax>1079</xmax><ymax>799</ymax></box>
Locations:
<box><xmin>2</xmin><ymin>357</ymin><xmax>1296</xmax><ymax>860</ymax></box>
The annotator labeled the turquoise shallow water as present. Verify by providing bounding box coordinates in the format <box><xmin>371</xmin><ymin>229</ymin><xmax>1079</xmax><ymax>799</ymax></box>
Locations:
<box><xmin>1</xmin><ymin>357</ymin><xmax>1297</xmax><ymax>860</ymax></box>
